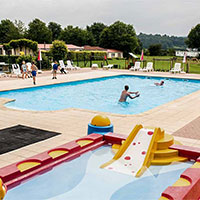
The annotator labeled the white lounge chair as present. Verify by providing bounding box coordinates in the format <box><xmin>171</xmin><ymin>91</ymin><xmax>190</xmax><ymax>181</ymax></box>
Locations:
<box><xmin>66</xmin><ymin>60</ymin><xmax>80</xmax><ymax>70</ymax></box>
<box><xmin>10</xmin><ymin>64</ymin><xmax>22</xmax><ymax>78</ymax></box>
<box><xmin>26</xmin><ymin>62</ymin><xmax>32</xmax><ymax>77</ymax></box>
<box><xmin>26</xmin><ymin>62</ymin><xmax>31</xmax><ymax>71</ymax></box>
<box><xmin>52</xmin><ymin>62</ymin><xmax>68</xmax><ymax>74</ymax></box>
<box><xmin>59</xmin><ymin>60</ymin><xmax>69</xmax><ymax>70</ymax></box>
<box><xmin>170</xmin><ymin>63</ymin><xmax>182</xmax><ymax>73</ymax></box>
<box><xmin>0</xmin><ymin>72</ymin><xmax>7</xmax><ymax>78</ymax></box>
<box><xmin>142</xmin><ymin>62</ymin><xmax>153</xmax><ymax>72</ymax></box>
<box><xmin>91</xmin><ymin>63</ymin><xmax>98</xmax><ymax>69</ymax></box>
<box><xmin>103</xmin><ymin>64</ymin><xmax>113</xmax><ymax>70</ymax></box>
<box><xmin>129</xmin><ymin>62</ymin><xmax>141</xmax><ymax>71</ymax></box>
<box><xmin>0</xmin><ymin>62</ymin><xmax>8</xmax><ymax>77</ymax></box>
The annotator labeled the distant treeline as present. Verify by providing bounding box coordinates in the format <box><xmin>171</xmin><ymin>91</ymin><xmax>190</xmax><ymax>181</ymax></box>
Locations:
<box><xmin>138</xmin><ymin>33</ymin><xmax>187</xmax><ymax>50</ymax></box>
<box><xmin>0</xmin><ymin>18</ymin><xmax>192</xmax><ymax>57</ymax></box>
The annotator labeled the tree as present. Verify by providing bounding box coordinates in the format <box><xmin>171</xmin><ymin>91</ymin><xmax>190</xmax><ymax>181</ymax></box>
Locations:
<box><xmin>86</xmin><ymin>22</ymin><xmax>107</xmax><ymax>46</ymax></box>
<box><xmin>99</xmin><ymin>21</ymin><xmax>138</xmax><ymax>57</ymax></box>
<box><xmin>26</xmin><ymin>18</ymin><xmax>52</xmax><ymax>43</ymax></box>
<box><xmin>148</xmin><ymin>44</ymin><xmax>162</xmax><ymax>56</ymax></box>
<box><xmin>59</xmin><ymin>25</ymin><xmax>94</xmax><ymax>46</ymax></box>
<box><xmin>0</xmin><ymin>19</ymin><xmax>21</xmax><ymax>43</ymax></box>
<box><xmin>134</xmin><ymin>38</ymin><xmax>143</xmax><ymax>54</ymax></box>
<box><xmin>14</xmin><ymin>20</ymin><xmax>26</xmax><ymax>37</ymax></box>
<box><xmin>186</xmin><ymin>24</ymin><xmax>200</xmax><ymax>50</ymax></box>
<box><xmin>168</xmin><ymin>48</ymin><xmax>175</xmax><ymax>56</ymax></box>
<box><xmin>48</xmin><ymin>22</ymin><xmax>62</xmax><ymax>41</ymax></box>
<box><xmin>49</xmin><ymin>40</ymin><xmax>68</xmax><ymax>61</ymax></box>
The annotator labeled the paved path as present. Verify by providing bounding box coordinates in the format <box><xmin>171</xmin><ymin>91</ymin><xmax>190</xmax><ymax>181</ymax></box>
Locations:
<box><xmin>0</xmin><ymin>69</ymin><xmax>200</xmax><ymax>168</ymax></box>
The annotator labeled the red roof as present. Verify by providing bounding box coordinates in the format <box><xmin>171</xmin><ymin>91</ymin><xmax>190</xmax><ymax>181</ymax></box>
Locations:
<box><xmin>38</xmin><ymin>44</ymin><xmax>82</xmax><ymax>50</ymax></box>
<box><xmin>107</xmin><ymin>49</ymin><xmax>123</xmax><ymax>53</ymax></box>
<box><xmin>67</xmin><ymin>44</ymin><xmax>83</xmax><ymax>50</ymax></box>
<box><xmin>37</xmin><ymin>44</ymin><xmax>122</xmax><ymax>53</ymax></box>
<box><xmin>83</xmin><ymin>45</ymin><xmax>106</xmax><ymax>51</ymax></box>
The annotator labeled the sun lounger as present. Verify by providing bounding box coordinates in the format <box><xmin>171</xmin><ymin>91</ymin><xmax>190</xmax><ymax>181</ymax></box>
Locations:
<box><xmin>170</xmin><ymin>63</ymin><xmax>182</xmax><ymax>73</ymax></box>
<box><xmin>91</xmin><ymin>64</ymin><xmax>98</xmax><ymax>69</ymax></box>
<box><xmin>129</xmin><ymin>62</ymin><xmax>141</xmax><ymax>71</ymax></box>
<box><xmin>66</xmin><ymin>60</ymin><xmax>80</xmax><ymax>70</ymax></box>
<box><xmin>0</xmin><ymin>72</ymin><xmax>7</xmax><ymax>78</ymax></box>
<box><xmin>142</xmin><ymin>62</ymin><xmax>153</xmax><ymax>72</ymax></box>
<box><xmin>103</xmin><ymin>64</ymin><xmax>113</xmax><ymax>70</ymax></box>
<box><xmin>52</xmin><ymin>62</ymin><xmax>69</xmax><ymax>74</ymax></box>
<box><xmin>26</xmin><ymin>62</ymin><xmax>32</xmax><ymax>77</ymax></box>
<box><xmin>59</xmin><ymin>60</ymin><xmax>68</xmax><ymax>70</ymax></box>
<box><xmin>10</xmin><ymin>64</ymin><xmax>22</xmax><ymax>78</ymax></box>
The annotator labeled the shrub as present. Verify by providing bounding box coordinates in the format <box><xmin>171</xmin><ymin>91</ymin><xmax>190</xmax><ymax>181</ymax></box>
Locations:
<box><xmin>0</xmin><ymin>55</ymin><xmax>19</xmax><ymax>64</ymax></box>
<box><xmin>49</xmin><ymin>40</ymin><xmax>68</xmax><ymax>61</ymax></box>
<box><xmin>16</xmin><ymin>55</ymin><xmax>35</xmax><ymax>64</ymax></box>
<box><xmin>67</xmin><ymin>51</ymin><xmax>106</xmax><ymax>61</ymax></box>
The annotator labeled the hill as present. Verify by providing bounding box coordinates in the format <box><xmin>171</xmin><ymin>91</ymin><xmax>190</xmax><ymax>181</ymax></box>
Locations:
<box><xmin>138</xmin><ymin>33</ymin><xmax>187</xmax><ymax>50</ymax></box>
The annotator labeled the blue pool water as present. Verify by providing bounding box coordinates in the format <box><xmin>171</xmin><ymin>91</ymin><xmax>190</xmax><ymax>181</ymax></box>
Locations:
<box><xmin>0</xmin><ymin>75</ymin><xmax>200</xmax><ymax>114</ymax></box>
<box><xmin>5</xmin><ymin>146</ymin><xmax>192</xmax><ymax>200</ymax></box>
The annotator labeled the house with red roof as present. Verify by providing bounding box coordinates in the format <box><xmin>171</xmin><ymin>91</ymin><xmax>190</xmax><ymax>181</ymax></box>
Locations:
<box><xmin>83</xmin><ymin>45</ymin><xmax>123</xmax><ymax>58</ymax></box>
<box><xmin>38</xmin><ymin>44</ymin><xmax>83</xmax><ymax>51</ymax></box>
<box><xmin>83</xmin><ymin>45</ymin><xmax>107</xmax><ymax>51</ymax></box>
<box><xmin>0</xmin><ymin>43</ymin><xmax>123</xmax><ymax>58</ymax></box>
<box><xmin>107</xmin><ymin>49</ymin><xmax>123</xmax><ymax>58</ymax></box>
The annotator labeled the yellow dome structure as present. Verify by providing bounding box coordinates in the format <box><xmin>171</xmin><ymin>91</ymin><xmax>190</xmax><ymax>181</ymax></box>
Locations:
<box><xmin>0</xmin><ymin>179</ymin><xmax>6</xmax><ymax>200</ymax></box>
<box><xmin>91</xmin><ymin>115</ymin><xmax>111</xmax><ymax>127</ymax></box>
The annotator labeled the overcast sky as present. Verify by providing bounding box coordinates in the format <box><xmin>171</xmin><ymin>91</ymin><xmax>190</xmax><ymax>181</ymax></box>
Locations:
<box><xmin>0</xmin><ymin>0</ymin><xmax>199</xmax><ymax>36</ymax></box>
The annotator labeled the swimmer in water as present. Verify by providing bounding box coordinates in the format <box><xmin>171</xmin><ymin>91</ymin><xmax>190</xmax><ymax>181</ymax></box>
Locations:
<box><xmin>154</xmin><ymin>80</ymin><xmax>164</xmax><ymax>86</ymax></box>
<box><xmin>119</xmin><ymin>85</ymin><xmax>140</xmax><ymax>102</ymax></box>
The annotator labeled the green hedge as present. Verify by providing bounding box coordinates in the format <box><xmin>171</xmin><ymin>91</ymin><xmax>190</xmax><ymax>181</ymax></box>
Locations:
<box><xmin>0</xmin><ymin>55</ymin><xmax>19</xmax><ymax>64</ymax></box>
<box><xmin>0</xmin><ymin>53</ymin><xmax>50</xmax><ymax>70</ymax></box>
<box><xmin>67</xmin><ymin>51</ymin><xmax>107</xmax><ymax>61</ymax></box>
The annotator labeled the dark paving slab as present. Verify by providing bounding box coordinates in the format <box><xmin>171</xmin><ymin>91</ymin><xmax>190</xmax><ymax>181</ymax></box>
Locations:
<box><xmin>173</xmin><ymin>116</ymin><xmax>200</xmax><ymax>140</ymax></box>
<box><xmin>0</xmin><ymin>125</ymin><xmax>61</xmax><ymax>154</ymax></box>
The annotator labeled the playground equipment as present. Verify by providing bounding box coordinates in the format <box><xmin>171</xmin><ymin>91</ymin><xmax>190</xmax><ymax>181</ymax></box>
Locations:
<box><xmin>88</xmin><ymin>115</ymin><xmax>113</xmax><ymax>135</ymax></box>
<box><xmin>1</xmin><ymin>116</ymin><xmax>200</xmax><ymax>199</ymax></box>
<box><xmin>0</xmin><ymin>179</ymin><xmax>6</xmax><ymax>200</ymax></box>
<box><xmin>101</xmin><ymin>124</ymin><xmax>187</xmax><ymax>177</ymax></box>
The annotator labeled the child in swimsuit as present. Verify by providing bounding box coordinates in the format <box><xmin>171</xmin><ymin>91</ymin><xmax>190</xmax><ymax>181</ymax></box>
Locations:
<box><xmin>21</xmin><ymin>61</ymin><xmax>28</xmax><ymax>79</ymax></box>
<box><xmin>31</xmin><ymin>61</ymin><xmax>38</xmax><ymax>85</ymax></box>
<box><xmin>52</xmin><ymin>61</ymin><xmax>60</xmax><ymax>79</ymax></box>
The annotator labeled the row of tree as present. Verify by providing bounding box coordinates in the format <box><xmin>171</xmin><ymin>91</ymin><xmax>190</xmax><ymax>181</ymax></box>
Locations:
<box><xmin>0</xmin><ymin>18</ymin><xmax>200</xmax><ymax>57</ymax></box>
<box><xmin>0</xmin><ymin>19</ymin><xmax>139</xmax><ymax>57</ymax></box>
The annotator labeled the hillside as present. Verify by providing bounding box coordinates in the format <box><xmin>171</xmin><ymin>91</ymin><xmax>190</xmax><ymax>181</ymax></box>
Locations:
<box><xmin>138</xmin><ymin>33</ymin><xmax>187</xmax><ymax>50</ymax></box>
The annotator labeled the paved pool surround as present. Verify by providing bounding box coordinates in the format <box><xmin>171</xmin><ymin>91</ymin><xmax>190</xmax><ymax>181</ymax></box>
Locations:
<box><xmin>0</xmin><ymin>69</ymin><xmax>200</xmax><ymax>168</ymax></box>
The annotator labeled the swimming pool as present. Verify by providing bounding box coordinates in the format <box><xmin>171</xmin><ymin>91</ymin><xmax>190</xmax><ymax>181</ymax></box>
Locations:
<box><xmin>0</xmin><ymin>75</ymin><xmax>200</xmax><ymax>114</ymax></box>
<box><xmin>4</xmin><ymin>145</ymin><xmax>192</xmax><ymax>200</ymax></box>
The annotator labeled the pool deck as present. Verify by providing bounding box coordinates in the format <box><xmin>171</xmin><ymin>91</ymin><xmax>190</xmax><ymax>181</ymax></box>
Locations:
<box><xmin>0</xmin><ymin>68</ymin><xmax>200</xmax><ymax>168</ymax></box>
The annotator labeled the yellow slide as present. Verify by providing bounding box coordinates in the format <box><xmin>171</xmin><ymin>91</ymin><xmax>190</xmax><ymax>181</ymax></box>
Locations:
<box><xmin>101</xmin><ymin>124</ymin><xmax>164</xmax><ymax>177</ymax></box>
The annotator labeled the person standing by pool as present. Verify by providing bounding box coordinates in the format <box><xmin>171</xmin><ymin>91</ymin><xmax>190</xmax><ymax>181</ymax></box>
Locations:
<box><xmin>52</xmin><ymin>61</ymin><xmax>60</xmax><ymax>79</ymax></box>
<box><xmin>31</xmin><ymin>61</ymin><xmax>38</xmax><ymax>85</ymax></box>
<box><xmin>119</xmin><ymin>85</ymin><xmax>140</xmax><ymax>102</ymax></box>
<box><xmin>21</xmin><ymin>61</ymin><xmax>28</xmax><ymax>79</ymax></box>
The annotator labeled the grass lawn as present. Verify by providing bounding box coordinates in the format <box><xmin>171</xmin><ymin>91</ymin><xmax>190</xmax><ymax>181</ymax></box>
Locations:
<box><xmin>74</xmin><ymin>55</ymin><xmax>200</xmax><ymax>74</ymax></box>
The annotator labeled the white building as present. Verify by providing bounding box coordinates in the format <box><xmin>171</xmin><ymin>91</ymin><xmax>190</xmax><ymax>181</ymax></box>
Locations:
<box><xmin>176</xmin><ymin>50</ymin><xmax>200</xmax><ymax>57</ymax></box>
<box><xmin>107</xmin><ymin>49</ymin><xmax>123</xmax><ymax>58</ymax></box>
